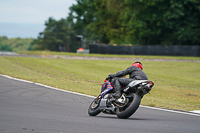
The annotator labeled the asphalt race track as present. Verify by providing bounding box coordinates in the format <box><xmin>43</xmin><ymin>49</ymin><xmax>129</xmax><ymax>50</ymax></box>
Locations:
<box><xmin>0</xmin><ymin>76</ymin><xmax>200</xmax><ymax>133</ymax></box>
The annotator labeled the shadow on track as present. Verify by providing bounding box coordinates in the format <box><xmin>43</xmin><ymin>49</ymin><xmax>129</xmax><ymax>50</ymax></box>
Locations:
<box><xmin>94</xmin><ymin>115</ymin><xmax>157</xmax><ymax>121</ymax></box>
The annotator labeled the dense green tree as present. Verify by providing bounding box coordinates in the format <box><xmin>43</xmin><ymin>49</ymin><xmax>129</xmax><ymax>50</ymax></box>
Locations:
<box><xmin>91</xmin><ymin>0</ymin><xmax>126</xmax><ymax>43</ymax></box>
<box><xmin>68</xmin><ymin>0</ymin><xmax>100</xmax><ymax>42</ymax></box>
<box><xmin>123</xmin><ymin>0</ymin><xmax>200</xmax><ymax>45</ymax></box>
<box><xmin>32</xmin><ymin>18</ymin><xmax>79</xmax><ymax>52</ymax></box>
<box><xmin>68</xmin><ymin>0</ymin><xmax>200</xmax><ymax>45</ymax></box>
<box><xmin>31</xmin><ymin>0</ymin><xmax>200</xmax><ymax>48</ymax></box>
<box><xmin>0</xmin><ymin>36</ymin><xmax>33</xmax><ymax>51</ymax></box>
<box><xmin>0</xmin><ymin>44</ymin><xmax>12</xmax><ymax>51</ymax></box>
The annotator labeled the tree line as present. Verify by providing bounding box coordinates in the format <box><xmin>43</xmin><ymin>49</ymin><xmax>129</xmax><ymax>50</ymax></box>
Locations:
<box><xmin>0</xmin><ymin>36</ymin><xmax>33</xmax><ymax>51</ymax></box>
<box><xmin>32</xmin><ymin>0</ymin><xmax>200</xmax><ymax>52</ymax></box>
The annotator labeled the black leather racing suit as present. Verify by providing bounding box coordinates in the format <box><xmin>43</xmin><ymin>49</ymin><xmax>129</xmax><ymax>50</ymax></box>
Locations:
<box><xmin>111</xmin><ymin>66</ymin><xmax>148</xmax><ymax>98</ymax></box>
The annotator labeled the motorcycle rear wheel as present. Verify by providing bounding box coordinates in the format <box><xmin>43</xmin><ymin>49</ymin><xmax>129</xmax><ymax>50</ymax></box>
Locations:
<box><xmin>88</xmin><ymin>98</ymin><xmax>101</xmax><ymax>116</ymax></box>
<box><xmin>116</xmin><ymin>93</ymin><xmax>141</xmax><ymax>119</ymax></box>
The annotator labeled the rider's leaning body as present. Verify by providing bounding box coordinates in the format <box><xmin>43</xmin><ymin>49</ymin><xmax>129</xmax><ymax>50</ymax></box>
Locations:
<box><xmin>109</xmin><ymin>62</ymin><xmax>148</xmax><ymax>98</ymax></box>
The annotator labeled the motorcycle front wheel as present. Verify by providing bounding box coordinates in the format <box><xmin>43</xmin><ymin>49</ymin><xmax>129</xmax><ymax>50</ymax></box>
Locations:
<box><xmin>116</xmin><ymin>93</ymin><xmax>141</xmax><ymax>119</ymax></box>
<box><xmin>88</xmin><ymin>98</ymin><xmax>101</xmax><ymax>116</ymax></box>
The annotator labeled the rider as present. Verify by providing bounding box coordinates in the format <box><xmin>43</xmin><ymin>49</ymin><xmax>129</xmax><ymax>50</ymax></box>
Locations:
<box><xmin>108</xmin><ymin>61</ymin><xmax>148</xmax><ymax>99</ymax></box>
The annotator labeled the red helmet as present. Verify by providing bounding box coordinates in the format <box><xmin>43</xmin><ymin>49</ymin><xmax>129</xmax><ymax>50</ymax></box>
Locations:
<box><xmin>132</xmin><ymin>61</ymin><xmax>143</xmax><ymax>70</ymax></box>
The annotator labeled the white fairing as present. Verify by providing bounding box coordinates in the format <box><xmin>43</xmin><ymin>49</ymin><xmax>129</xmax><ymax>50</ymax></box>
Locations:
<box><xmin>128</xmin><ymin>80</ymin><xmax>150</xmax><ymax>87</ymax></box>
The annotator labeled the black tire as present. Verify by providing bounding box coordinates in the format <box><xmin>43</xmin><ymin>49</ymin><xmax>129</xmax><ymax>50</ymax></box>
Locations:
<box><xmin>88</xmin><ymin>99</ymin><xmax>101</xmax><ymax>116</ymax></box>
<box><xmin>116</xmin><ymin>94</ymin><xmax>141</xmax><ymax>119</ymax></box>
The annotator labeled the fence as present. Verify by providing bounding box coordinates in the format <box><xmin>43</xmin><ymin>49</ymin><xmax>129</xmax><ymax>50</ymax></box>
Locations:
<box><xmin>89</xmin><ymin>44</ymin><xmax>200</xmax><ymax>56</ymax></box>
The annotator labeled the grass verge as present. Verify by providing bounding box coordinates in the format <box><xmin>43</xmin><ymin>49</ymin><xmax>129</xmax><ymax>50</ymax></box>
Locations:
<box><xmin>0</xmin><ymin>54</ymin><xmax>200</xmax><ymax>111</ymax></box>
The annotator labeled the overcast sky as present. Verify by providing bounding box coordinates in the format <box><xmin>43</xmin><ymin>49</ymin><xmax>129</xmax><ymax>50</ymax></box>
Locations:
<box><xmin>0</xmin><ymin>0</ymin><xmax>77</xmax><ymax>38</ymax></box>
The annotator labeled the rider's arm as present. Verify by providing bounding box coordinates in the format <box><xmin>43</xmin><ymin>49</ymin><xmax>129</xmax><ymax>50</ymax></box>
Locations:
<box><xmin>113</xmin><ymin>66</ymin><xmax>132</xmax><ymax>77</ymax></box>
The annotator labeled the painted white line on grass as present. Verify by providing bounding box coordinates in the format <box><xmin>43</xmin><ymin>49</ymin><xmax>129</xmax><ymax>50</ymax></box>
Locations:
<box><xmin>0</xmin><ymin>74</ymin><xmax>199</xmax><ymax>117</ymax></box>
<box><xmin>0</xmin><ymin>75</ymin><xmax>33</xmax><ymax>83</ymax></box>
<box><xmin>1</xmin><ymin>74</ymin><xmax>13</xmax><ymax>79</ymax></box>
<box><xmin>190</xmin><ymin>110</ymin><xmax>200</xmax><ymax>114</ymax></box>
<box><xmin>12</xmin><ymin>78</ymin><xmax>34</xmax><ymax>83</ymax></box>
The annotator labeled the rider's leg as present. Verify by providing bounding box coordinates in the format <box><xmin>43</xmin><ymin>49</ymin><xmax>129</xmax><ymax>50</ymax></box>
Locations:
<box><xmin>118</xmin><ymin>78</ymin><xmax>134</xmax><ymax>87</ymax></box>
<box><xmin>112</xmin><ymin>79</ymin><xmax>121</xmax><ymax>98</ymax></box>
<box><xmin>112</xmin><ymin>78</ymin><xmax>134</xmax><ymax>98</ymax></box>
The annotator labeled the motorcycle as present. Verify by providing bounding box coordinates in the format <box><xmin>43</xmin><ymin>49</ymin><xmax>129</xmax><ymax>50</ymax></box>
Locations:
<box><xmin>88</xmin><ymin>78</ymin><xmax>154</xmax><ymax>119</ymax></box>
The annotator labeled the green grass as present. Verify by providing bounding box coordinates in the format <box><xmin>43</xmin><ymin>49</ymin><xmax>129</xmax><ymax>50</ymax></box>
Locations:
<box><xmin>0</xmin><ymin>54</ymin><xmax>200</xmax><ymax>111</ymax></box>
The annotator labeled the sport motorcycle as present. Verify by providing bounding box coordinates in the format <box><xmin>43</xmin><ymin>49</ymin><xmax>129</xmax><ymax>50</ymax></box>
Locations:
<box><xmin>88</xmin><ymin>78</ymin><xmax>154</xmax><ymax>119</ymax></box>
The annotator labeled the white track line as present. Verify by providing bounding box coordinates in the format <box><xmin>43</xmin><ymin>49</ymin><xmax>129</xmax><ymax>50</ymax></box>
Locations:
<box><xmin>140</xmin><ymin>105</ymin><xmax>200</xmax><ymax>117</ymax></box>
<box><xmin>0</xmin><ymin>74</ymin><xmax>199</xmax><ymax>117</ymax></box>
